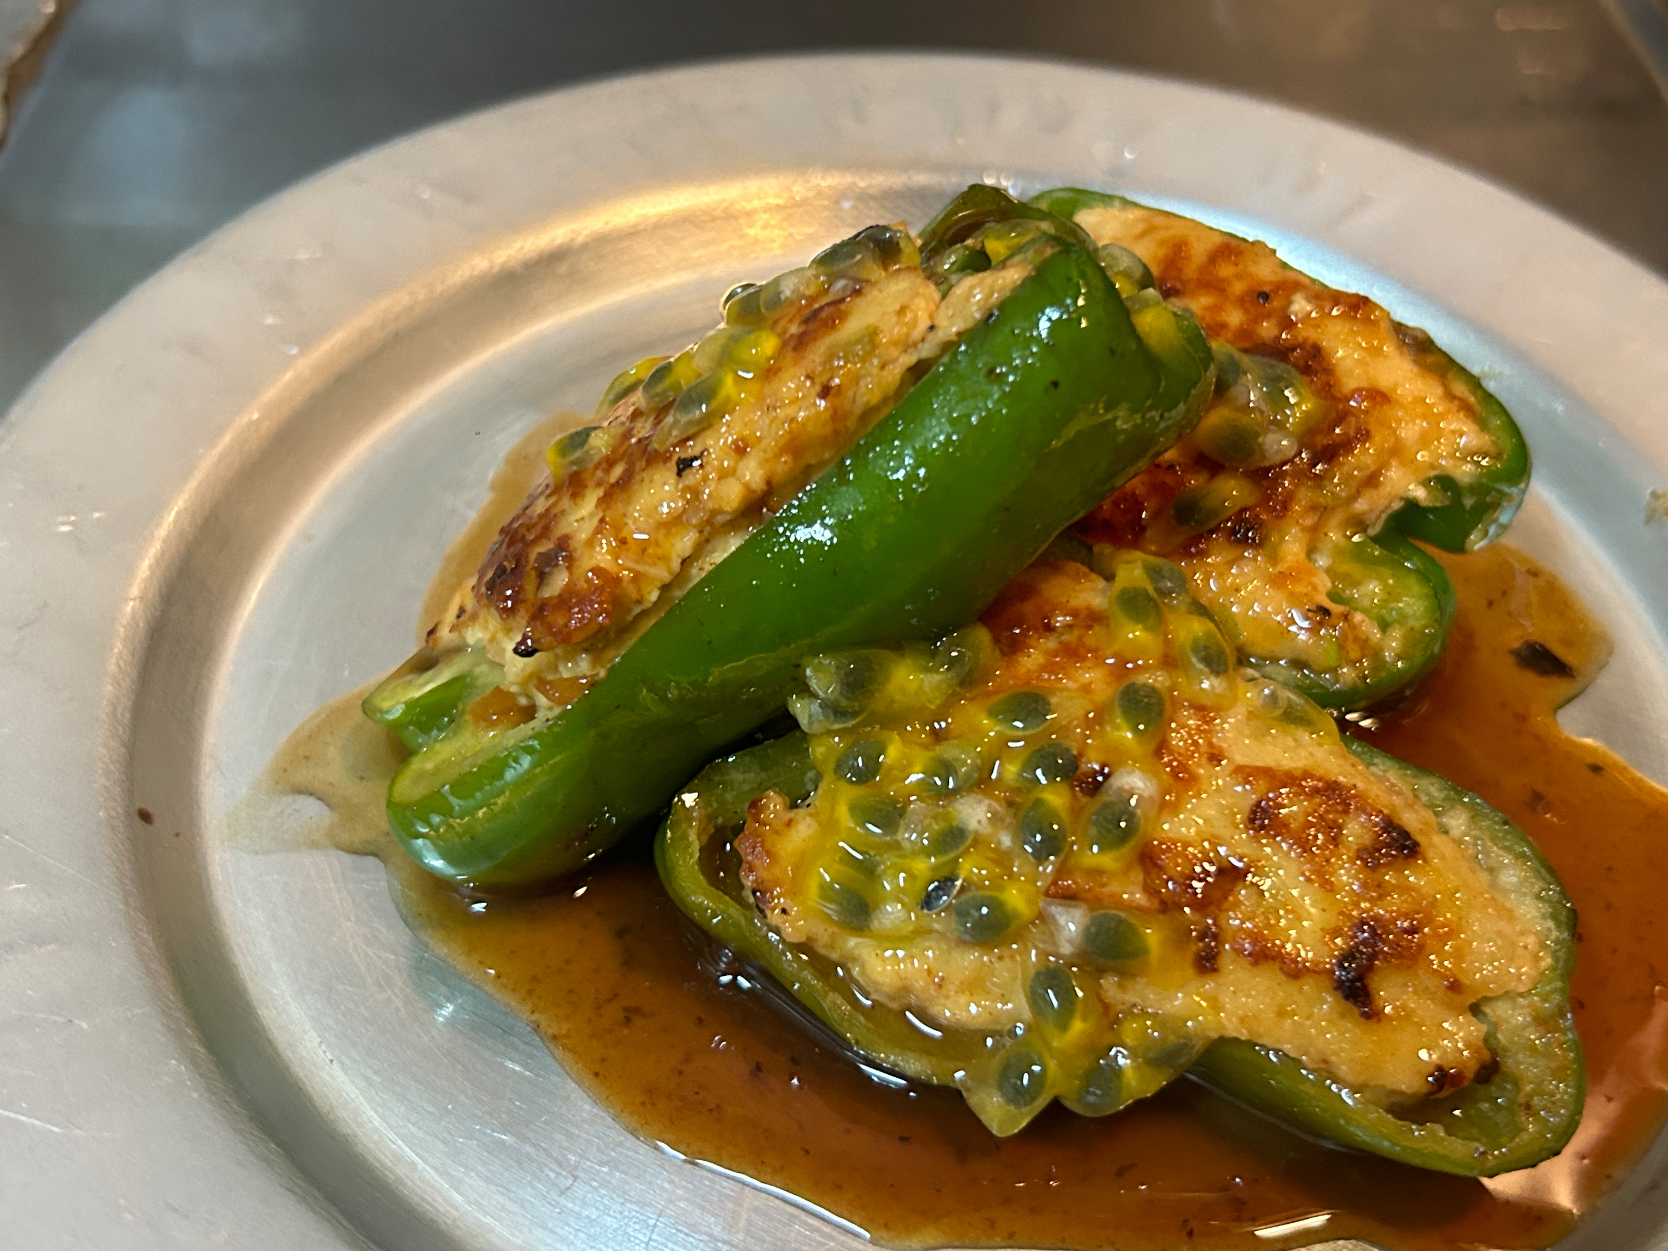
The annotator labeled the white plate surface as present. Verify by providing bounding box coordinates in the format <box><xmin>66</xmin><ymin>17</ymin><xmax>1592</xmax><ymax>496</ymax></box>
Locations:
<box><xmin>3</xmin><ymin>53</ymin><xmax>1668</xmax><ymax>1251</ymax></box>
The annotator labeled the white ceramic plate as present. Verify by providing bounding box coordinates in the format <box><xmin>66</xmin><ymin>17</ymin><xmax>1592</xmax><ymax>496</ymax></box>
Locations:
<box><xmin>4</xmin><ymin>53</ymin><xmax>1668</xmax><ymax>1251</ymax></box>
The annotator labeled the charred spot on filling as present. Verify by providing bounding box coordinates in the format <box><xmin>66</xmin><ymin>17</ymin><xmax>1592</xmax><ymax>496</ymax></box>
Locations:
<box><xmin>1193</xmin><ymin>917</ymin><xmax>1223</xmax><ymax>974</ymax></box>
<box><xmin>1073</xmin><ymin>761</ymin><xmax>1113</xmax><ymax>797</ymax></box>
<box><xmin>1333</xmin><ymin>916</ymin><xmax>1382</xmax><ymax>1018</ymax></box>
<box><xmin>1240</xmin><ymin>767</ymin><xmax>1411</xmax><ymax>876</ymax></box>
<box><xmin>1357</xmin><ymin>813</ymin><xmax>1422</xmax><ymax>869</ymax></box>
<box><xmin>531</xmin><ymin>538</ymin><xmax>569</xmax><ymax>575</ymax></box>
<box><xmin>675</xmin><ymin>451</ymin><xmax>704</xmax><ymax>476</ymax></box>
<box><xmin>527</xmin><ymin>565</ymin><xmax>623</xmax><ymax>650</ymax></box>
<box><xmin>1141</xmin><ymin>839</ymin><xmax>1247</xmax><ymax>913</ymax></box>
<box><xmin>1225</xmin><ymin>511</ymin><xmax>1264</xmax><ymax>547</ymax></box>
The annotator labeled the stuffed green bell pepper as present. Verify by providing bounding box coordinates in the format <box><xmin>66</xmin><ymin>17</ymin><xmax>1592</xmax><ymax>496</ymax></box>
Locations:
<box><xmin>364</xmin><ymin>187</ymin><xmax>1213</xmax><ymax>888</ymax></box>
<box><xmin>657</xmin><ymin>553</ymin><xmax>1581</xmax><ymax>1172</ymax></box>
<box><xmin>1028</xmin><ymin>187</ymin><xmax>1530</xmax><ymax>709</ymax></box>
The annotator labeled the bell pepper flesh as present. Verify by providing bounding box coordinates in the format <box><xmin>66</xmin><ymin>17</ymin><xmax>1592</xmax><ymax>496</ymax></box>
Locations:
<box><xmin>656</xmin><ymin>728</ymin><xmax>1582</xmax><ymax>1175</ymax></box>
<box><xmin>385</xmin><ymin>226</ymin><xmax>1212</xmax><ymax>887</ymax></box>
<box><xmin>1029</xmin><ymin>186</ymin><xmax>1531</xmax><ymax>710</ymax></box>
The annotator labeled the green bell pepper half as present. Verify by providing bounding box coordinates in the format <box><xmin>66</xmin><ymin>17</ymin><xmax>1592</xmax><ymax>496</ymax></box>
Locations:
<box><xmin>1029</xmin><ymin>186</ymin><xmax>1530</xmax><ymax>708</ymax></box>
<box><xmin>377</xmin><ymin>194</ymin><xmax>1213</xmax><ymax>888</ymax></box>
<box><xmin>656</xmin><ymin>730</ymin><xmax>1582</xmax><ymax>1175</ymax></box>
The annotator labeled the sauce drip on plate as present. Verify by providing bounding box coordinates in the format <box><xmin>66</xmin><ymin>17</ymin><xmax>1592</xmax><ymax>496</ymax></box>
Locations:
<box><xmin>262</xmin><ymin>543</ymin><xmax>1668</xmax><ymax>1251</ymax></box>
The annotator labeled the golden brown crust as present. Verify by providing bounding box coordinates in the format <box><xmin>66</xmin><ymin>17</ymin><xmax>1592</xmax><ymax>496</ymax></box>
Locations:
<box><xmin>1073</xmin><ymin>203</ymin><xmax>1499</xmax><ymax>685</ymax></box>
<box><xmin>736</xmin><ymin>559</ymin><xmax>1545</xmax><ymax>1095</ymax></box>
<box><xmin>433</xmin><ymin>267</ymin><xmax>940</xmax><ymax>702</ymax></box>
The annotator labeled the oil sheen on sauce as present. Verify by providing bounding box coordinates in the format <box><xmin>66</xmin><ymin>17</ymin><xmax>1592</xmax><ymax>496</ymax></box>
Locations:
<box><xmin>264</xmin><ymin>541</ymin><xmax>1668</xmax><ymax>1251</ymax></box>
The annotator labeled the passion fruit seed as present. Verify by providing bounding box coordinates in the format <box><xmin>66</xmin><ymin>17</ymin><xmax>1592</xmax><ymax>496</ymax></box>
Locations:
<box><xmin>812</xmin><ymin>236</ymin><xmax>884</xmax><ymax>283</ymax></box>
<box><xmin>1071</xmin><ymin>1049</ymin><xmax>1128</xmax><ymax>1115</ymax></box>
<box><xmin>1170</xmin><ymin>471</ymin><xmax>1262</xmax><ymax>534</ymax></box>
<box><xmin>818</xmin><ymin>878</ymin><xmax>873</xmax><ymax>931</ymax></box>
<box><xmin>1028</xmin><ymin>966</ymin><xmax>1078</xmax><ymax>1031</ymax></box>
<box><xmin>758</xmin><ymin>266</ymin><xmax>824</xmax><ymax>316</ymax></box>
<box><xmin>921</xmin><ymin>875</ymin><xmax>958</xmax><ymax>913</ymax></box>
<box><xmin>1141</xmin><ymin>558</ymin><xmax>1190</xmax><ymax>604</ymax></box>
<box><xmin>835</xmin><ymin>738</ymin><xmax>887</xmax><ymax>785</ymax></box>
<box><xmin>547</xmin><ymin>424</ymin><xmax>611</xmax><ymax>480</ymax></box>
<box><xmin>656</xmin><ymin>370</ymin><xmax>742</xmax><ymax>449</ymax></box>
<box><xmin>805</xmin><ymin>650</ymin><xmax>890</xmax><ymax>713</ymax></box>
<box><xmin>640</xmin><ymin>352</ymin><xmax>700</xmax><ymax>410</ymax></box>
<box><xmin>953</xmin><ymin>892</ymin><xmax>1016</xmax><ymax>944</ymax></box>
<box><xmin>1247</xmin><ymin>351</ymin><xmax>1329</xmax><ymax>439</ymax></box>
<box><xmin>997</xmin><ymin>1046</ymin><xmax>1050</xmax><ymax>1109</ymax></box>
<box><xmin>848</xmin><ymin>793</ymin><xmax>904</xmax><ymax>841</ymax></box>
<box><xmin>1194</xmin><ymin>407</ymin><xmax>1265</xmax><ymax>466</ymax></box>
<box><xmin>932</xmin><ymin>626</ymin><xmax>993</xmax><ymax>688</ymax></box>
<box><xmin>1019</xmin><ymin>742</ymin><xmax>1078</xmax><ymax>787</ymax></box>
<box><xmin>691</xmin><ymin>325</ymin><xmax>743</xmax><ymax>374</ymax></box>
<box><xmin>722</xmin><ymin>283</ymin><xmax>769</xmax><ymax>327</ymax></box>
<box><xmin>1115</xmin><ymin>681</ymin><xmax>1166</xmax><ymax>737</ymax></box>
<box><xmin>925</xmin><ymin>812</ymin><xmax>973</xmax><ymax>858</ymax></box>
<box><xmin>595</xmin><ymin>356</ymin><xmax>664</xmax><ymax>417</ymax></box>
<box><xmin>1085</xmin><ymin>910</ymin><xmax>1148</xmax><ymax>965</ymax></box>
<box><xmin>988</xmin><ymin>689</ymin><xmax>1052</xmax><ymax>733</ymax></box>
<box><xmin>1188</xmin><ymin>630</ymin><xmax>1232</xmax><ymax>678</ymax></box>
<box><xmin>852</xmin><ymin>224</ymin><xmax>918</xmax><ymax>269</ymax></box>
<box><xmin>921</xmin><ymin>742</ymin><xmax>982</xmax><ymax>796</ymax></box>
<box><xmin>1020</xmin><ymin>798</ymin><xmax>1066</xmax><ymax>862</ymax></box>
<box><xmin>1113</xmin><ymin>585</ymin><xmax>1162</xmax><ymax>631</ymax></box>
<box><xmin>726</xmin><ymin>327</ymin><xmax>782</xmax><ymax>377</ymax></box>
<box><xmin>1087</xmin><ymin>795</ymin><xmax>1141</xmax><ymax>855</ymax></box>
<box><xmin>787</xmin><ymin>694</ymin><xmax>861</xmax><ymax>734</ymax></box>
<box><xmin>1211</xmin><ymin>341</ymin><xmax>1244</xmax><ymax>391</ymax></box>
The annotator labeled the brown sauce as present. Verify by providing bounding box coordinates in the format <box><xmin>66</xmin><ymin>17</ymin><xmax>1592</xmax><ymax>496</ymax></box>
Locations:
<box><xmin>259</xmin><ymin>542</ymin><xmax>1668</xmax><ymax>1251</ymax></box>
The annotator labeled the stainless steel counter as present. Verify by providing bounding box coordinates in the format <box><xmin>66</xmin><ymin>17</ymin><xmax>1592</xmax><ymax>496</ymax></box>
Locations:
<box><xmin>0</xmin><ymin>0</ymin><xmax>1665</xmax><ymax>414</ymax></box>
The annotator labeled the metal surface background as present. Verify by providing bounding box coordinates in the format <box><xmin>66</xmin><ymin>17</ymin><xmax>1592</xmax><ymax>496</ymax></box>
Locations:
<box><xmin>4</xmin><ymin>52</ymin><xmax>1668</xmax><ymax>1251</ymax></box>
<box><xmin>3</xmin><ymin>0</ymin><xmax>1668</xmax><ymax>415</ymax></box>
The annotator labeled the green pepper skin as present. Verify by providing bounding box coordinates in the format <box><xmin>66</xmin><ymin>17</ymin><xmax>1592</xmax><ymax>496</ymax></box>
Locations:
<box><xmin>1251</xmin><ymin>528</ymin><xmax>1457</xmax><ymax>711</ymax></box>
<box><xmin>1188</xmin><ymin>736</ymin><xmax>1583</xmax><ymax>1176</ymax></box>
<box><xmin>387</xmin><ymin>234</ymin><xmax>1212</xmax><ymax>887</ymax></box>
<box><xmin>659</xmin><ymin>733</ymin><xmax>1583</xmax><ymax>1174</ymax></box>
<box><xmin>917</xmin><ymin>183</ymin><xmax>1099</xmax><ymax>262</ymax></box>
<box><xmin>362</xmin><ymin>646</ymin><xmax>502</xmax><ymax>753</ymax></box>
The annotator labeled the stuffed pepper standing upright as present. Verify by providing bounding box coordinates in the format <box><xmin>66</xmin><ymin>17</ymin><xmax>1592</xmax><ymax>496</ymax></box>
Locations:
<box><xmin>364</xmin><ymin>188</ymin><xmax>1214</xmax><ymax>888</ymax></box>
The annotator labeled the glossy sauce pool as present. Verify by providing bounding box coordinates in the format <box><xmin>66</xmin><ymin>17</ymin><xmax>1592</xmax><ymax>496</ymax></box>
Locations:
<box><xmin>263</xmin><ymin>541</ymin><xmax>1668</xmax><ymax>1251</ymax></box>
